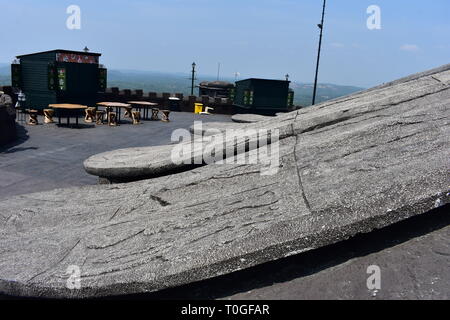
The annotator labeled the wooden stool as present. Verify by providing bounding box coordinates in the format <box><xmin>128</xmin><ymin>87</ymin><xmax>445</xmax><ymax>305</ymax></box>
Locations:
<box><xmin>43</xmin><ymin>109</ymin><xmax>55</xmax><ymax>124</ymax></box>
<box><xmin>108</xmin><ymin>112</ymin><xmax>118</xmax><ymax>126</ymax></box>
<box><xmin>28</xmin><ymin>110</ymin><xmax>39</xmax><ymax>125</ymax></box>
<box><xmin>132</xmin><ymin>111</ymin><xmax>141</xmax><ymax>125</ymax></box>
<box><xmin>124</xmin><ymin>106</ymin><xmax>133</xmax><ymax>118</ymax></box>
<box><xmin>85</xmin><ymin>107</ymin><xmax>96</xmax><ymax>123</ymax></box>
<box><xmin>96</xmin><ymin>111</ymin><xmax>105</xmax><ymax>125</ymax></box>
<box><xmin>161</xmin><ymin>110</ymin><xmax>171</xmax><ymax>122</ymax></box>
<box><xmin>151</xmin><ymin>108</ymin><xmax>160</xmax><ymax>121</ymax></box>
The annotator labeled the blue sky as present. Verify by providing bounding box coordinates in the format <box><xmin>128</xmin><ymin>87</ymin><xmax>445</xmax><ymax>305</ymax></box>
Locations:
<box><xmin>0</xmin><ymin>0</ymin><xmax>448</xmax><ymax>87</ymax></box>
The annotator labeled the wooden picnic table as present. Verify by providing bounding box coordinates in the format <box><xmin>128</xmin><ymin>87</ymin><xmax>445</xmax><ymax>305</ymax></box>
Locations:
<box><xmin>49</xmin><ymin>104</ymin><xmax>88</xmax><ymax>126</ymax></box>
<box><xmin>127</xmin><ymin>101</ymin><xmax>159</xmax><ymax>120</ymax></box>
<box><xmin>97</xmin><ymin>102</ymin><xmax>132</xmax><ymax>123</ymax></box>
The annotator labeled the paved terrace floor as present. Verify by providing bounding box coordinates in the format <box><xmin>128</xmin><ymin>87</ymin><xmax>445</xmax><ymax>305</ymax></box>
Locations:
<box><xmin>0</xmin><ymin>112</ymin><xmax>231</xmax><ymax>200</ymax></box>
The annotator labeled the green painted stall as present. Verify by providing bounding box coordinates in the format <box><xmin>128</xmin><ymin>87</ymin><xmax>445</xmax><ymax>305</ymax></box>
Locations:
<box><xmin>233</xmin><ymin>78</ymin><xmax>294</xmax><ymax>115</ymax></box>
<box><xmin>12</xmin><ymin>49</ymin><xmax>106</xmax><ymax>110</ymax></box>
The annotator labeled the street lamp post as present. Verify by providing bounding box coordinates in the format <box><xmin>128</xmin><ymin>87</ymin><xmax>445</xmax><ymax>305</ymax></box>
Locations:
<box><xmin>191</xmin><ymin>62</ymin><xmax>196</xmax><ymax>96</ymax></box>
<box><xmin>312</xmin><ymin>0</ymin><xmax>327</xmax><ymax>106</ymax></box>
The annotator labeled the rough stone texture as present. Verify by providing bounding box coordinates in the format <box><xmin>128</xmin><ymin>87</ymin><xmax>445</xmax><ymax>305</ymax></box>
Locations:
<box><xmin>189</xmin><ymin>121</ymin><xmax>244</xmax><ymax>136</ymax></box>
<box><xmin>231</xmin><ymin>113</ymin><xmax>274</xmax><ymax>123</ymax></box>
<box><xmin>86</xmin><ymin>113</ymin><xmax>297</xmax><ymax>180</ymax></box>
<box><xmin>0</xmin><ymin>64</ymin><xmax>449</xmax><ymax>298</ymax></box>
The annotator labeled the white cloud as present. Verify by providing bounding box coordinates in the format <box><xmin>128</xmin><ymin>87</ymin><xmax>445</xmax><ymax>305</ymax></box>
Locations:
<box><xmin>400</xmin><ymin>44</ymin><xmax>420</xmax><ymax>52</ymax></box>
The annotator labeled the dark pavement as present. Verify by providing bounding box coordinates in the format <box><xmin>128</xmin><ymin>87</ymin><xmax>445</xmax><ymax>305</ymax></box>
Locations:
<box><xmin>0</xmin><ymin>112</ymin><xmax>231</xmax><ymax>200</ymax></box>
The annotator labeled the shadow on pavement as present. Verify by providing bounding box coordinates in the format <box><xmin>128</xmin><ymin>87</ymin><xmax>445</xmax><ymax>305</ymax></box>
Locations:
<box><xmin>0</xmin><ymin>123</ymin><xmax>29</xmax><ymax>154</ymax></box>
<box><xmin>55</xmin><ymin>123</ymin><xmax>96</xmax><ymax>129</ymax></box>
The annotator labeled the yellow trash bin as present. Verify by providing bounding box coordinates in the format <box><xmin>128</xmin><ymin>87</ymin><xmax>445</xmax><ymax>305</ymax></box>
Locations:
<box><xmin>194</xmin><ymin>103</ymin><xmax>203</xmax><ymax>114</ymax></box>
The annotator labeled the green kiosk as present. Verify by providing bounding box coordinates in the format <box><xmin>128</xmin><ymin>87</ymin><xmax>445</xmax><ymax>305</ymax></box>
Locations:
<box><xmin>233</xmin><ymin>78</ymin><xmax>294</xmax><ymax>115</ymax></box>
<box><xmin>11</xmin><ymin>49</ymin><xmax>107</xmax><ymax>110</ymax></box>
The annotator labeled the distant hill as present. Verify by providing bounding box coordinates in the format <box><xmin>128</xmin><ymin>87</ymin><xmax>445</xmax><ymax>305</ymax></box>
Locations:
<box><xmin>0</xmin><ymin>65</ymin><xmax>364</xmax><ymax>106</ymax></box>
<box><xmin>290</xmin><ymin>82</ymin><xmax>364</xmax><ymax>106</ymax></box>
<box><xmin>0</xmin><ymin>64</ymin><xmax>10</xmax><ymax>87</ymax></box>
<box><xmin>107</xmin><ymin>69</ymin><xmax>365</xmax><ymax>106</ymax></box>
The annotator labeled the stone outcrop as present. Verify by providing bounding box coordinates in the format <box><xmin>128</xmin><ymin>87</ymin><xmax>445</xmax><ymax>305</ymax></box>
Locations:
<box><xmin>231</xmin><ymin>113</ymin><xmax>274</xmax><ymax>123</ymax></box>
<box><xmin>0</xmin><ymin>64</ymin><xmax>449</xmax><ymax>298</ymax></box>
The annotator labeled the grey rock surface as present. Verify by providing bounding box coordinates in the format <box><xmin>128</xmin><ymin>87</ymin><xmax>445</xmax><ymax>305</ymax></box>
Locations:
<box><xmin>189</xmin><ymin>121</ymin><xmax>244</xmax><ymax>136</ymax></box>
<box><xmin>231</xmin><ymin>113</ymin><xmax>274</xmax><ymax>123</ymax></box>
<box><xmin>0</xmin><ymin>64</ymin><xmax>449</xmax><ymax>298</ymax></box>
<box><xmin>86</xmin><ymin>113</ymin><xmax>297</xmax><ymax>180</ymax></box>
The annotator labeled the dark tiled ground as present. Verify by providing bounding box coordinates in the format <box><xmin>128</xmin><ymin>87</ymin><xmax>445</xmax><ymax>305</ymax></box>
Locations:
<box><xmin>0</xmin><ymin>112</ymin><xmax>231</xmax><ymax>200</ymax></box>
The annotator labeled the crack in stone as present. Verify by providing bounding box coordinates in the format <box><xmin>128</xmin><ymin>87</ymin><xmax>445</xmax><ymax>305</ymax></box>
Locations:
<box><xmin>380</xmin><ymin>86</ymin><xmax>450</xmax><ymax>108</ymax></box>
<box><xmin>292</xmin><ymin>123</ymin><xmax>313</xmax><ymax>214</ymax></box>
<box><xmin>87</xmin><ymin>229</ymin><xmax>145</xmax><ymax>250</ymax></box>
<box><xmin>431</xmin><ymin>75</ymin><xmax>446</xmax><ymax>85</ymax></box>
<box><xmin>305</xmin><ymin>114</ymin><xmax>390</xmax><ymax>136</ymax></box>
<box><xmin>109</xmin><ymin>207</ymin><xmax>121</xmax><ymax>221</ymax></box>
<box><xmin>27</xmin><ymin>239</ymin><xmax>82</xmax><ymax>282</ymax></box>
<box><xmin>299</xmin><ymin>116</ymin><xmax>353</xmax><ymax>134</ymax></box>
<box><xmin>188</xmin><ymin>225</ymin><xmax>234</xmax><ymax>244</ymax></box>
<box><xmin>323</xmin><ymin>132</ymin><xmax>424</xmax><ymax>163</ymax></box>
<box><xmin>221</xmin><ymin>199</ymin><xmax>280</xmax><ymax>216</ymax></box>
<box><xmin>210</xmin><ymin>170</ymin><xmax>262</xmax><ymax>180</ymax></box>
<box><xmin>150</xmin><ymin>195</ymin><xmax>170</xmax><ymax>207</ymax></box>
<box><xmin>92</xmin><ymin>245</ymin><xmax>158</xmax><ymax>265</ymax></box>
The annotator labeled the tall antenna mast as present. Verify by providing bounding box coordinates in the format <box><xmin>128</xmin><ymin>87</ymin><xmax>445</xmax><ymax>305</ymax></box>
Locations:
<box><xmin>312</xmin><ymin>0</ymin><xmax>327</xmax><ymax>106</ymax></box>
<box><xmin>217</xmin><ymin>62</ymin><xmax>221</xmax><ymax>81</ymax></box>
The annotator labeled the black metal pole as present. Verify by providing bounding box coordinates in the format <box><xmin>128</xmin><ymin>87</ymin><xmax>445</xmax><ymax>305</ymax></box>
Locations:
<box><xmin>191</xmin><ymin>63</ymin><xmax>196</xmax><ymax>96</ymax></box>
<box><xmin>312</xmin><ymin>0</ymin><xmax>326</xmax><ymax>106</ymax></box>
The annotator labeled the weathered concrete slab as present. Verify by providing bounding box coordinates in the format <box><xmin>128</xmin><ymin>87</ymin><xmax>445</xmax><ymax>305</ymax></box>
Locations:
<box><xmin>86</xmin><ymin>113</ymin><xmax>297</xmax><ymax>181</ymax></box>
<box><xmin>0</xmin><ymin>64</ymin><xmax>449</xmax><ymax>298</ymax></box>
<box><xmin>231</xmin><ymin>114</ymin><xmax>274</xmax><ymax>123</ymax></box>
